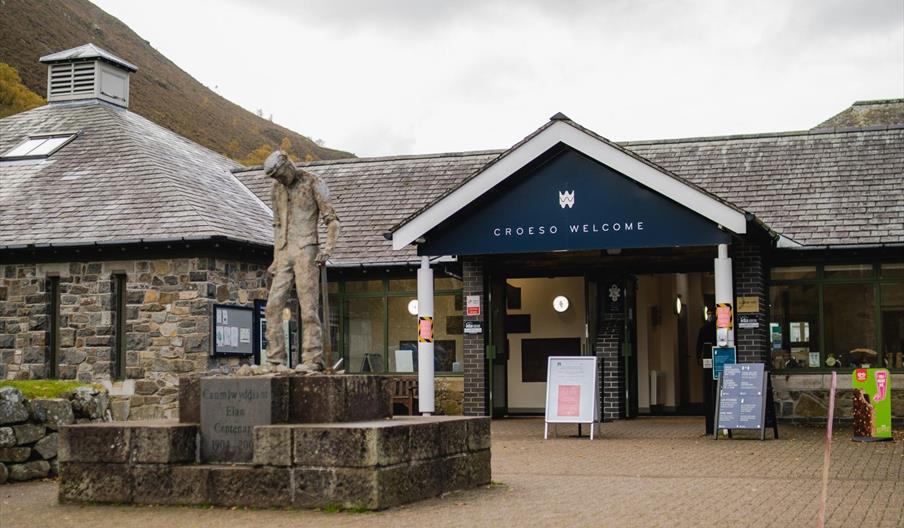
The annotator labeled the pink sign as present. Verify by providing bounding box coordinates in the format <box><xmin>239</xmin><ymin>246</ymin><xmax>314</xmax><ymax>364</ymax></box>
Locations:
<box><xmin>557</xmin><ymin>385</ymin><xmax>581</xmax><ymax>417</ymax></box>
<box><xmin>418</xmin><ymin>317</ymin><xmax>433</xmax><ymax>342</ymax></box>
<box><xmin>874</xmin><ymin>370</ymin><xmax>888</xmax><ymax>401</ymax></box>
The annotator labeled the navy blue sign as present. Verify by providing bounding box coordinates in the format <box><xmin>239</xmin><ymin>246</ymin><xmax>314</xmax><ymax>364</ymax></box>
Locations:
<box><xmin>418</xmin><ymin>147</ymin><xmax>730</xmax><ymax>256</ymax></box>
<box><xmin>716</xmin><ymin>363</ymin><xmax>767</xmax><ymax>430</ymax></box>
<box><xmin>712</xmin><ymin>346</ymin><xmax>737</xmax><ymax>380</ymax></box>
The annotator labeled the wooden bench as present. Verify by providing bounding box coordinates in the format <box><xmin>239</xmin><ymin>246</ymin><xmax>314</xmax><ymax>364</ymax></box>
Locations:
<box><xmin>391</xmin><ymin>376</ymin><xmax>418</xmax><ymax>416</ymax></box>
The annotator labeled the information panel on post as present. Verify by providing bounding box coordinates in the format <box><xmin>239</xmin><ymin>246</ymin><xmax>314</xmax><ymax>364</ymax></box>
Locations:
<box><xmin>544</xmin><ymin>356</ymin><xmax>599</xmax><ymax>440</ymax></box>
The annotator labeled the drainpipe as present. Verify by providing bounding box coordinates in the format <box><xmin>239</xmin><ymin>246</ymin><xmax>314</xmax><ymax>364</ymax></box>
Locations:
<box><xmin>417</xmin><ymin>256</ymin><xmax>435</xmax><ymax>415</ymax></box>
<box><xmin>714</xmin><ymin>244</ymin><xmax>734</xmax><ymax>348</ymax></box>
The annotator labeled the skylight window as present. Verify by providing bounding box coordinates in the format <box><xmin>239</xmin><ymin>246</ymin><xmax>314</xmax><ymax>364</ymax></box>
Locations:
<box><xmin>1</xmin><ymin>133</ymin><xmax>77</xmax><ymax>160</ymax></box>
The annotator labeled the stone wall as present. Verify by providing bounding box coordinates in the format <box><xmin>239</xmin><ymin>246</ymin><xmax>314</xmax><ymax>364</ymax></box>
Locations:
<box><xmin>772</xmin><ymin>373</ymin><xmax>904</xmax><ymax>423</ymax></box>
<box><xmin>0</xmin><ymin>385</ymin><xmax>110</xmax><ymax>484</ymax></box>
<box><xmin>0</xmin><ymin>258</ymin><xmax>268</xmax><ymax>420</ymax></box>
<box><xmin>435</xmin><ymin>376</ymin><xmax>464</xmax><ymax>415</ymax></box>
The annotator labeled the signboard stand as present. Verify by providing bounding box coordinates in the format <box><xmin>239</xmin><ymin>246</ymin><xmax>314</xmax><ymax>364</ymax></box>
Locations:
<box><xmin>713</xmin><ymin>363</ymin><xmax>778</xmax><ymax>441</ymax></box>
<box><xmin>544</xmin><ymin>356</ymin><xmax>599</xmax><ymax>440</ymax></box>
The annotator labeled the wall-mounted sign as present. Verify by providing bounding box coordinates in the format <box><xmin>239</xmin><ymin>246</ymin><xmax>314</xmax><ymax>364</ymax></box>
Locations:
<box><xmin>464</xmin><ymin>320</ymin><xmax>483</xmax><ymax>334</ymax></box>
<box><xmin>736</xmin><ymin>296</ymin><xmax>760</xmax><ymax>313</ymax></box>
<box><xmin>851</xmin><ymin>368</ymin><xmax>892</xmax><ymax>441</ymax></box>
<box><xmin>544</xmin><ymin>356</ymin><xmax>599</xmax><ymax>440</ymax></box>
<box><xmin>212</xmin><ymin>304</ymin><xmax>254</xmax><ymax>356</ymax></box>
<box><xmin>466</xmin><ymin>295</ymin><xmax>481</xmax><ymax>316</ymax></box>
<box><xmin>418</xmin><ymin>148</ymin><xmax>730</xmax><ymax>256</ymax></box>
<box><xmin>716</xmin><ymin>303</ymin><xmax>733</xmax><ymax>329</ymax></box>
<box><xmin>712</xmin><ymin>346</ymin><xmax>736</xmax><ymax>380</ymax></box>
<box><xmin>738</xmin><ymin>314</ymin><xmax>759</xmax><ymax>329</ymax></box>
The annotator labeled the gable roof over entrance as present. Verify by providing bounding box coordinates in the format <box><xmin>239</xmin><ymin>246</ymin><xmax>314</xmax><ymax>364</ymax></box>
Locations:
<box><xmin>390</xmin><ymin>114</ymin><xmax>749</xmax><ymax>252</ymax></box>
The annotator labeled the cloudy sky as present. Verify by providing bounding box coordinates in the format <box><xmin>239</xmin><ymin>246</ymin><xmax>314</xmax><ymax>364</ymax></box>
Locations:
<box><xmin>92</xmin><ymin>0</ymin><xmax>903</xmax><ymax>157</ymax></box>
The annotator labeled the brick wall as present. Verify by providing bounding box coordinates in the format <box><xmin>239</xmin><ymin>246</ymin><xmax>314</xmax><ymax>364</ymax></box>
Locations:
<box><xmin>0</xmin><ymin>258</ymin><xmax>268</xmax><ymax>419</ymax></box>
<box><xmin>462</xmin><ymin>257</ymin><xmax>486</xmax><ymax>416</ymax></box>
<box><xmin>596</xmin><ymin>315</ymin><xmax>625</xmax><ymax>421</ymax></box>
<box><xmin>732</xmin><ymin>240</ymin><xmax>769</xmax><ymax>363</ymax></box>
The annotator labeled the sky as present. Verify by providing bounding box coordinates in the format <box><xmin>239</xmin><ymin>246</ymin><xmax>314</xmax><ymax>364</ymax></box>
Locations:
<box><xmin>91</xmin><ymin>0</ymin><xmax>904</xmax><ymax>157</ymax></box>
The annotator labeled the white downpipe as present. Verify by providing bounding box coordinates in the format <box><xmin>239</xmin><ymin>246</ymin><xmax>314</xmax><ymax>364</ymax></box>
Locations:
<box><xmin>417</xmin><ymin>256</ymin><xmax>435</xmax><ymax>415</ymax></box>
<box><xmin>714</xmin><ymin>243</ymin><xmax>734</xmax><ymax>347</ymax></box>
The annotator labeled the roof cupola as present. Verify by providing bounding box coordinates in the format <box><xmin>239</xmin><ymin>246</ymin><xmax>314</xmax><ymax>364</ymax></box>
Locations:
<box><xmin>39</xmin><ymin>43</ymin><xmax>137</xmax><ymax>108</ymax></box>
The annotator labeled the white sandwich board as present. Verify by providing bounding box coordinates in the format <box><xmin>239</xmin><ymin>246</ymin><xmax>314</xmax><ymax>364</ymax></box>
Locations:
<box><xmin>544</xmin><ymin>356</ymin><xmax>600</xmax><ymax>440</ymax></box>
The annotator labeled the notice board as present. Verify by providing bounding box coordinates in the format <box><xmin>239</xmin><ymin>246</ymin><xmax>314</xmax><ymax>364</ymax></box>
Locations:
<box><xmin>544</xmin><ymin>356</ymin><xmax>599</xmax><ymax>439</ymax></box>
<box><xmin>715</xmin><ymin>363</ymin><xmax>767</xmax><ymax>439</ymax></box>
<box><xmin>212</xmin><ymin>304</ymin><xmax>254</xmax><ymax>356</ymax></box>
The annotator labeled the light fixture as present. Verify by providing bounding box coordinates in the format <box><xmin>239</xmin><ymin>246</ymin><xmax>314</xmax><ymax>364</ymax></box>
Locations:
<box><xmin>702</xmin><ymin>305</ymin><xmax>710</xmax><ymax>322</ymax></box>
<box><xmin>553</xmin><ymin>295</ymin><xmax>570</xmax><ymax>313</ymax></box>
<box><xmin>674</xmin><ymin>295</ymin><xmax>683</xmax><ymax>315</ymax></box>
<box><xmin>407</xmin><ymin>299</ymin><xmax>418</xmax><ymax>315</ymax></box>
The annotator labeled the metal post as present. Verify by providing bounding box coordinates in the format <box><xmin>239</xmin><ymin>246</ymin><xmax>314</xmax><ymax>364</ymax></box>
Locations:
<box><xmin>417</xmin><ymin>256</ymin><xmax>435</xmax><ymax>415</ymax></box>
<box><xmin>714</xmin><ymin>243</ymin><xmax>734</xmax><ymax>348</ymax></box>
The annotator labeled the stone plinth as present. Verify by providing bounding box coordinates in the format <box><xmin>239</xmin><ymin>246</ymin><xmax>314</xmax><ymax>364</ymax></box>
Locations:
<box><xmin>289</xmin><ymin>374</ymin><xmax>392</xmax><ymax>423</ymax></box>
<box><xmin>58</xmin><ymin>416</ymin><xmax>491</xmax><ymax>510</ymax></box>
<box><xmin>199</xmin><ymin>376</ymin><xmax>288</xmax><ymax>462</ymax></box>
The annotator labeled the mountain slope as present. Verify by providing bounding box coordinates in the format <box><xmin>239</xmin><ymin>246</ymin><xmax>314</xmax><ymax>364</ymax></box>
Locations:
<box><xmin>0</xmin><ymin>0</ymin><xmax>353</xmax><ymax>161</ymax></box>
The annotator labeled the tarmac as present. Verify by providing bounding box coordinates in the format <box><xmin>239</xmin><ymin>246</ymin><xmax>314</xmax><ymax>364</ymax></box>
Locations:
<box><xmin>1</xmin><ymin>417</ymin><xmax>902</xmax><ymax>527</ymax></box>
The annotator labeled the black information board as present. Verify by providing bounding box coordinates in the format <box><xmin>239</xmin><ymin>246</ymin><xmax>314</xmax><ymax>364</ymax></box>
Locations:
<box><xmin>211</xmin><ymin>304</ymin><xmax>254</xmax><ymax>356</ymax></box>
<box><xmin>714</xmin><ymin>363</ymin><xmax>778</xmax><ymax>440</ymax></box>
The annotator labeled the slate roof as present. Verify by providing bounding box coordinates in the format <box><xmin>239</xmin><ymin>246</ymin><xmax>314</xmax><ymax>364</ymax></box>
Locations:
<box><xmin>0</xmin><ymin>100</ymin><xmax>273</xmax><ymax>248</ymax></box>
<box><xmin>235</xmin><ymin>124</ymin><xmax>904</xmax><ymax>263</ymax></box>
<box><xmin>625</xmin><ymin>126</ymin><xmax>904</xmax><ymax>247</ymax></box>
<box><xmin>816</xmin><ymin>99</ymin><xmax>904</xmax><ymax>129</ymax></box>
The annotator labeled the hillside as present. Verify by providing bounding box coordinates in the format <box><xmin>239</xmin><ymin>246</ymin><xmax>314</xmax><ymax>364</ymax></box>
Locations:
<box><xmin>0</xmin><ymin>0</ymin><xmax>353</xmax><ymax>162</ymax></box>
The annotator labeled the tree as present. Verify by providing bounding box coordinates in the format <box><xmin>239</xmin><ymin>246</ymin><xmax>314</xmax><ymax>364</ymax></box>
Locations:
<box><xmin>241</xmin><ymin>143</ymin><xmax>273</xmax><ymax>165</ymax></box>
<box><xmin>0</xmin><ymin>63</ymin><xmax>45</xmax><ymax>118</ymax></box>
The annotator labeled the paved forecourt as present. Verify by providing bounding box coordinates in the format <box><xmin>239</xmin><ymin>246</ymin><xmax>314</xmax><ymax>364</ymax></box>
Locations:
<box><xmin>2</xmin><ymin>417</ymin><xmax>902</xmax><ymax>527</ymax></box>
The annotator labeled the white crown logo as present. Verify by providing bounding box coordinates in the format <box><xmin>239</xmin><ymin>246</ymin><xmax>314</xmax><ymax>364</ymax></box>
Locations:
<box><xmin>558</xmin><ymin>190</ymin><xmax>575</xmax><ymax>209</ymax></box>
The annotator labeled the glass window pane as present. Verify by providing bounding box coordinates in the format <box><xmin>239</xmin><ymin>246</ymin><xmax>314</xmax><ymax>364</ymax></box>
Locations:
<box><xmin>4</xmin><ymin>138</ymin><xmax>47</xmax><ymax>157</ymax></box>
<box><xmin>28</xmin><ymin>136</ymin><xmax>70</xmax><ymax>156</ymax></box>
<box><xmin>433</xmin><ymin>294</ymin><xmax>463</xmax><ymax>373</ymax></box>
<box><xmin>345</xmin><ymin>279</ymin><xmax>382</xmax><ymax>293</ymax></box>
<box><xmin>389</xmin><ymin>278</ymin><xmax>417</xmax><ymax>291</ymax></box>
<box><xmin>880</xmin><ymin>263</ymin><xmax>904</xmax><ymax>278</ymax></box>
<box><xmin>771</xmin><ymin>266</ymin><xmax>817</xmax><ymax>281</ymax></box>
<box><xmin>345</xmin><ymin>297</ymin><xmax>384</xmax><ymax>372</ymax></box>
<box><xmin>881</xmin><ymin>283</ymin><xmax>904</xmax><ymax>369</ymax></box>
<box><xmin>387</xmin><ymin>296</ymin><xmax>417</xmax><ymax>372</ymax></box>
<box><xmin>824</xmin><ymin>283</ymin><xmax>876</xmax><ymax>368</ymax></box>
<box><xmin>824</xmin><ymin>264</ymin><xmax>874</xmax><ymax>280</ymax></box>
<box><xmin>769</xmin><ymin>284</ymin><xmax>819</xmax><ymax>369</ymax></box>
<box><xmin>436</xmin><ymin>277</ymin><xmax>463</xmax><ymax>290</ymax></box>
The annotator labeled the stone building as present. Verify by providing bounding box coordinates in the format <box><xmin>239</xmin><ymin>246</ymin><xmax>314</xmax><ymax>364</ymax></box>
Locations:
<box><xmin>2</xmin><ymin>44</ymin><xmax>903</xmax><ymax>422</ymax></box>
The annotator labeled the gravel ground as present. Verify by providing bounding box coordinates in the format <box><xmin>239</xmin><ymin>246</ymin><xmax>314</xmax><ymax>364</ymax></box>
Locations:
<box><xmin>1</xmin><ymin>417</ymin><xmax>901</xmax><ymax>527</ymax></box>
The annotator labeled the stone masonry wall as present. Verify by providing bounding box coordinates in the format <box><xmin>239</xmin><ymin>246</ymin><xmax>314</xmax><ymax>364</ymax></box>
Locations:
<box><xmin>772</xmin><ymin>373</ymin><xmax>904</xmax><ymax>424</ymax></box>
<box><xmin>0</xmin><ymin>258</ymin><xmax>268</xmax><ymax>420</ymax></box>
<box><xmin>0</xmin><ymin>385</ymin><xmax>110</xmax><ymax>484</ymax></box>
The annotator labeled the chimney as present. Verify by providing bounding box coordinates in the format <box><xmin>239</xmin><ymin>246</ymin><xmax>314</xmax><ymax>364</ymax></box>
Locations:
<box><xmin>39</xmin><ymin>44</ymin><xmax>138</xmax><ymax>108</ymax></box>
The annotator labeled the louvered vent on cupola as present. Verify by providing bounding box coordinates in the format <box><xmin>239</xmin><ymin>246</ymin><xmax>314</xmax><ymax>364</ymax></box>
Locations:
<box><xmin>39</xmin><ymin>44</ymin><xmax>138</xmax><ymax>108</ymax></box>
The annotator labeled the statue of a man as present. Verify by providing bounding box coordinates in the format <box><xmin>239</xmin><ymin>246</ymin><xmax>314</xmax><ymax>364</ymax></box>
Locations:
<box><xmin>263</xmin><ymin>150</ymin><xmax>340</xmax><ymax>371</ymax></box>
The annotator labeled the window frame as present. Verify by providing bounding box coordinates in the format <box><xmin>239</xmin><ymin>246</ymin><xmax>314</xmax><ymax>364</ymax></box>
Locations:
<box><xmin>337</xmin><ymin>276</ymin><xmax>464</xmax><ymax>376</ymax></box>
<box><xmin>769</xmin><ymin>261</ymin><xmax>904</xmax><ymax>373</ymax></box>
<box><xmin>1</xmin><ymin>132</ymin><xmax>78</xmax><ymax>161</ymax></box>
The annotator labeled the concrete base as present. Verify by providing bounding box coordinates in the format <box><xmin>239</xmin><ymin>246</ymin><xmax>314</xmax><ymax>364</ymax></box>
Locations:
<box><xmin>59</xmin><ymin>416</ymin><xmax>491</xmax><ymax>510</ymax></box>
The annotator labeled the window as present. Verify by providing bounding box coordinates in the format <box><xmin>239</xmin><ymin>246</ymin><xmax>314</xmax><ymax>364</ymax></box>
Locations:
<box><xmin>112</xmin><ymin>274</ymin><xmax>127</xmax><ymax>380</ymax></box>
<box><xmin>1</xmin><ymin>133</ymin><xmax>76</xmax><ymax>160</ymax></box>
<box><xmin>46</xmin><ymin>277</ymin><xmax>60</xmax><ymax>379</ymax></box>
<box><xmin>337</xmin><ymin>275</ymin><xmax>464</xmax><ymax>374</ymax></box>
<box><xmin>769</xmin><ymin>263</ymin><xmax>904</xmax><ymax>371</ymax></box>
